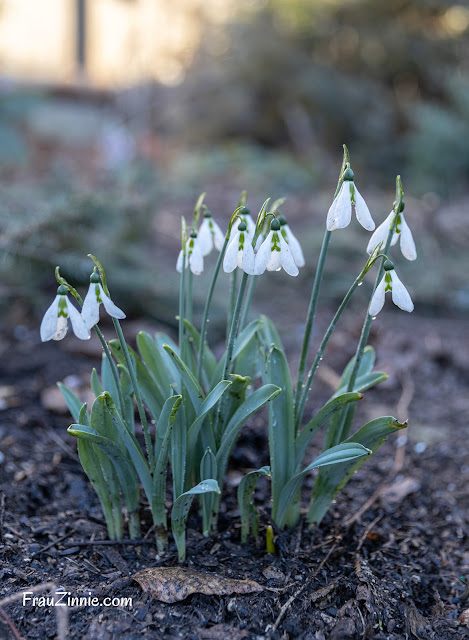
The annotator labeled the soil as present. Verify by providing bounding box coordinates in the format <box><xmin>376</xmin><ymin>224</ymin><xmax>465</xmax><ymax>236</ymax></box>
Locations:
<box><xmin>0</xmin><ymin>309</ymin><xmax>468</xmax><ymax>640</ymax></box>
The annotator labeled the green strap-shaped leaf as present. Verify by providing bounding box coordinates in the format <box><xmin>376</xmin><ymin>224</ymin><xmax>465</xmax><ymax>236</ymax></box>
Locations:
<box><xmin>186</xmin><ymin>380</ymin><xmax>232</xmax><ymax>470</ymax></box>
<box><xmin>76</xmin><ymin>437</ymin><xmax>122</xmax><ymax>540</ymax></box>
<box><xmin>216</xmin><ymin>384</ymin><xmax>281</xmax><ymax>492</ymax></box>
<box><xmin>57</xmin><ymin>383</ymin><xmax>84</xmax><ymax>423</ymax></box>
<box><xmin>163</xmin><ymin>344</ymin><xmax>205</xmax><ymax>412</ymax></box>
<box><xmin>200</xmin><ymin>448</ymin><xmax>217</xmax><ymax>536</ymax></box>
<box><xmin>210</xmin><ymin>320</ymin><xmax>262</xmax><ymax>388</ymax></box>
<box><xmin>295</xmin><ymin>392</ymin><xmax>363</xmax><ymax>469</ymax></box>
<box><xmin>266</xmin><ymin>347</ymin><xmax>295</xmax><ymax>523</ymax></box>
<box><xmin>339</xmin><ymin>345</ymin><xmax>376</xmax><ymax>385</ymax></box>
<box><xmin>276</xmin><ymin>443</ymin><xmax>371</xmax><ymax>529</ymax></box>
<box><xmin>307</xmin><ymin>416</ymin><xmax>407</xmax><ymax>527</ymax></box>
<box><xmin>118</xmin><ymin>364</ymin><xmax>134</xmax><ymax>433</ymax></box>
<box><xmin>137</xmin><ymin>331</ymin><xmax>173</xmax><ymax>402</ymax></box>
<box><xmin>259</xmin><ymin>314</ymin><xmax>283</xmax><ymax>351</ymax></box>
<box><xmin>68</xmin><ymin>424</ymin><xmax>139</xmax><ymax>517</ymax></box>
<box><xmin>171</xmin><ymin>480</ymin><xmax>221</xmax><ymax>561</ymax></box>
<box><xmin>152</xmin><ymin>395</ymin><xmax>182</xmax><ymax>529</ymax></box>
<box><xmin>237</xmin><ymin>466</ymin><xmax>271</xmax><ymax>543</ymax></box>
<box><xmin>101</xmin><ymin>353</ymin><xmax>119</xmax><ymax>404</ymax></box>
<box><xmin>109</xmin><ymin>340</ymin><xmax>163</xmax><ymax>421</ymax></box>
<box><xmin>171</xmin><ymin>401</ymin><xmax>187</xmax><ymax>501</ymax></box>
<box><xmin>95</xmin><ymin>393</ymin><xmax>153</xmax><ymax>506</ymax></box>
<box><xmin>90</xmin><ymin>368</ymin><xmax>103</xmax><ymax>398</ymax></box>
<box><xmin>155</xmin><ymin>333</ymin><xmax>181</xmax><ymax>388</ymax></box>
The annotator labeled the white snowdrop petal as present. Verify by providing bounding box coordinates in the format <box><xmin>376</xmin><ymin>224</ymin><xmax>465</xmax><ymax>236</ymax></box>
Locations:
<box><xmin>353</xmin><ymin>185</ymin><xmax>375</xmax><ymax>231</ymax></box>
<box><xmin>101</xmin><ymin>287</ymin><xmax>126</xmax><ymax>320</ymax></box>
<box><xmin>284</xmin><ymin>226</ymin><xmax>305</xmax><ymax>267</ymax></box>
<box><xmin>266</xmin><ymin>245</ymin><xmax>282</xmax><ymax>271</ymax></box>
<box><xmin>390</xmin><ymin>272</ymin><xmax>414</xmax><ymax>312</ymax></box>
<box><xmin>367</xmin><ymin>212</ymin><xmax>393</xmax><ymax>254</ymax></box>
<box><xmin>40</xmin><ymin>296</ymin><xmax>61</xmax><ymax>342</ymax></box>
<box><xmin>254</xmin><ymin>231</ymin><xmax>272</xmax><ymax>275</ymax></box>
<box><xmin>53</xmin><ymin>316</ymin><xmax>69</xmax><ymax>341</ymax></box>
<box><xmin>223</xmin><ymin>235</ymin><xmax>240</xmax><ymax>272</ymax></box>
<box><xmin>189</xmin><ymin>241</ymin><xmax>204</xmax><ymax>275</ymax></box>
<box><xmin>176</xmin><ymin>249</ymin><xmax>185</xmax><ymax>273</ymax></box>
<box><xmin>327</xmin><ymin>183</ymin><xmax>352</xmax><ymax>231</ymax></box>
<box><xmin>368</xmin><ymin>278</ymin><xmax>387</xmax><ymax>317</ymax></box>
<box><xmin>399</xmin><ymin>219</ymin><xmax>417</xmax><ymax>261</ymax></box>
<box><xmin>242</xmin><ymin>243</ymin><xmax>256</xmax><ymax>275</ymax></box>
<box><xmin>212</xmin><ymin>221</ymin><xmax>225</xmax><ymax>252</ymax></box>
<box><xmin>197</xmin><ymin>219</ymin><xmax>213</xmax><ymax>256</ymax></box>
<box><xmin>67</xmin><ymin>300</ymin><xmax>91</xmax><ymax>340</ymax></box>
<box><xmin>81</xmin><ymin>284</ymin><xmax>101</xmax><ymax>329</ymax></box>
<box><xmin>279</xmin><ymin>235</ymin><xmax>299</xmax><ymax>276</ymax></box>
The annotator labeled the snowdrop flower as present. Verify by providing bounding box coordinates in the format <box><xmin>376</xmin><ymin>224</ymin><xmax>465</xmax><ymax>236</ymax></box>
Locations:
<box><xmin>279</xmin><ymin>215</ymin><xmax>305</xmax><ymax>268</ymax></box>
<box><xmin>176</xmin><ymin>232</ymin><xmax>204</xmax><ymax>275</ymax></box>
<box><xmin>326</xmin><ymin>168</ymin><xmax>375</xmax><ymax>232</ymax></box>
<box><xmin>40</xmin><ymin>285</ymin><xmax>90</xmax><ymax>342</ymax></box>
<box><xmin>198</xmin><ymin>210</ymin><xmax>225</xmax><ymax>256</ymax></box>
<box><xmin>229</xmin><ymin>207</ymin><xmax>256</xmax><ymax>241</ymax></box>
<box><xmin>254</xmin><ymin>219</ymin><xmax>299</xmax><ymax>276</ymax></box>
<box><xmin>223</xmin><ymin>221</ymin><xmax>255</xmax><ymax>275</ymax></box>
<box><xmin>82</xmin><ymin>271</ymin><xmax>126</xmax><ymax>330</ymax></box>
<box><xmin>368</xmin><ymin>261</ymin><xmax>414</xmax><ymax>316</ymax></box>
<box><xmin>366</xmin><ymin>208</ymin><xmax>417</xmax><ymax>261</ymax></box>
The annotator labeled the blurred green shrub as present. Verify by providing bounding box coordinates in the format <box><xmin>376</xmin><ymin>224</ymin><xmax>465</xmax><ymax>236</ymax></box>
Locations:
<box><xmin>160</xmin><ymin>0</ymin><xmax>469</xmax><ymax>194</ymax></box>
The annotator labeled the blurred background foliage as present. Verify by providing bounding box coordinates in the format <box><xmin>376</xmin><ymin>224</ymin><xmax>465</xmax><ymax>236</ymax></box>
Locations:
<box><xmin>1</xmin><ymin>0</ymin><xmax>468</xmax><ymax>326</ymax></box>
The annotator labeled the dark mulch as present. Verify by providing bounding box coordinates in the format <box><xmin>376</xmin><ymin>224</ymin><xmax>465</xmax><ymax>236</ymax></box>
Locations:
<box><xmin>0</xmin><ymin>312</ymin><xmax>468</xmax><ymax>640</ymax></box>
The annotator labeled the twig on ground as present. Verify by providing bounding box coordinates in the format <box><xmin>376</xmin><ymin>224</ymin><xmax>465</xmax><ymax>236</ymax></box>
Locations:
<box><xmin>355</xmin><ymin>514</ymin><xmax>383</xmax><ymax>552</ymax></box>
<box><xmin>0</xmin><ymin>606</ymin><xmax>22</xmax><ymax>640</ymax></box>
<box><xmin>0</xmin><ymin>582</ymin><xmax>68</xmax><ymax>640</ymax></box>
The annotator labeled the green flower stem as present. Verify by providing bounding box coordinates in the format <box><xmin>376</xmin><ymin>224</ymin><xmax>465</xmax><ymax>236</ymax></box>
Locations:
<box><xmin>223</xmin><ymin>271</ymin><xmax>250</xmax><ymax>380</ymax></box>
<box><xmin>213</xmin><ymin>271</ymin><xmax>250</xmax><ymax>440</ymax></box>
<box><xmin>335</xmin><ymin>177</ymin><xmax>404</xmax><ymax>444</ymax></box>
<box><xmin>295</xmin><ymin>256</ymin><xmax>381</xmax><ymax>431</ymax></box>
<box><xmin>179</xmin><ymin>252</ymin><xmax>187</xmax><ymax>363</ymax></box>
<box><xmin>196</xmin><ymin>234</ymin><xmax>231</xmax><ymax>382</ymax></box>
<box><xmin>294</xmin><ymin>229</ymin><xmax>331</xmax><ymax>420</ymax></box>
<box><xmin>227</xmin><ymin>268</ymin><xmax>238</xmax><ymax>339</ymax></box>
<box><xmin>186</xmin><ymin>268</ymin><xmax>193</xmax><ymax>325</ymax></box>
<box><xmin>112</xmin><ymin>318</ymin><xmax>155</xmax><ymax>470</ymax></box>
<box><xmin>93</xmin><ymin>325</ymin><xmax>126</xmax><ymax>418</ymax></box>
<box><xmin>294</xmin><ymin>146</ymin><xmax>350</xmax><ymax>423</ymax></box>
<box><xmin>239</xmin><ymin>275</ymin><xmax>257</xmax><ymax>331</ymax></box>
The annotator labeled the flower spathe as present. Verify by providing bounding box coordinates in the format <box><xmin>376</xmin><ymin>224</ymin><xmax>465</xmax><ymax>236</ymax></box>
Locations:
<box><xmin>82</xmin><ymin>276</ymin><xmax>126</xmax><ymax>330</ymax></box>
<box><xmin>368</xmin><ymin>262</ymin><xmax>414</xmax><ymax>316</ymax></box>
<box><xmin>176</xmin><ymin>232</ymin><xmax>204</xmax><ymax>275</ymax></box>
<box><xmin>366</xmin><ymin>210</ymin><xmax>417</xmax><ymax>261</ymax></box>
<box><xmin>223</xmin><ymin>221</ymin><xmax>255</xmax><ymax>275</ymax></box>
<box><xmin>254</xmin><ymin>219</ymin><xmax>299</xmax><ymax>276</ymax></box>
<box><xmin>40</xmin><ymin>286</ymin><xmax>90</xmax><ymax>342</ymax></box>
<box><xmin>197</xmin><ymin>211</ymin><xmax>225</xmax><ymax>256</ymax></box>
<box><xmin>279</xmin><ymin>215</ymin><xmax>305</xmax><ymax>268</ymax></box>
<box><xmin>326</xmin><ymin>171</ymin><xmax>375</xmax><ymax>232</ymax></box>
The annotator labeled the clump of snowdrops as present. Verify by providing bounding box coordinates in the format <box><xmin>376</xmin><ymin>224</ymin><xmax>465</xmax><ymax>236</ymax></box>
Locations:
<box><xmin>41</xmin><ymin>146</ymin><xmax>414</xmax><ymax>560</ymax></box>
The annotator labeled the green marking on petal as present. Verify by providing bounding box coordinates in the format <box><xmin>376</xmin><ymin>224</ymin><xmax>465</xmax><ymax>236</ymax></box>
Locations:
<box><xmin>385</xmin><ymin>284</ymin><xmax>392</xmax><ymax>292</ymax></box>
<box><xmin>395</xmin><ymin>214</ymin><xmax>402</xmax><ymax>234</ymax></box>
<box><xmin>95</xmin><ymin>284</ymin><xmax>103</xmax><ymax>303</ymax></box>
<box><xmin>271</xmin><ymin>232</ymin><xmax>281</xmax><ymax>252</ymax></box>
<box><xmin>58</xmin><ymin>296</ymin><xmax>68</xmax><ymax>318</ymax></box>
<box><xmin>281</xmin><ymin>228</ymin><xmax>287</xmax><ymax>241</ymax></box>
<box><xmin>385</xmin><ymin>272</ymin><xmax>392</xmax><ymax>284</ymax></box>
